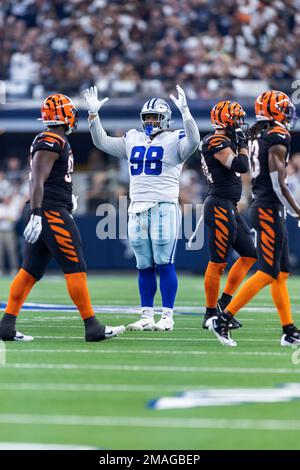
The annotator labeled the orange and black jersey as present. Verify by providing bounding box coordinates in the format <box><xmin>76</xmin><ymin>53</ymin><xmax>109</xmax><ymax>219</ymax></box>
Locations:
<box><xmin>30</xmin><ymin>131</ymin><xmax>73</xmax><ymax>210</ymax></box>
<box><xmin>249</xmin><ymin>125</ymin><xmax>291</xmax><ymax>207</ymax></box>
<box><xmin>200</xmin><ymin>132</ymin><xmax>242</xmax><ymax>202</ymax></box>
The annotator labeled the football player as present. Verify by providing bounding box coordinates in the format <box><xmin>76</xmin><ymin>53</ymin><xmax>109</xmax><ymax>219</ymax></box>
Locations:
<box><xmin>201</xmin><ymin>101</ymin><xmax>257</xmax><ymax>331</ymax></box>
<box><xmin>0</xmin><ymin>94</ymin><xmax>125</xmax><ymax>342</ymax></box>
<box><xmin>85</xmin><ymin>85</ymin><xmax>200</xmax><ymax>331</ymax></box>
<box><xmin>208</xmin><ymin>90</ymin><xmax>300</xmax><ymax>347</ymax></box>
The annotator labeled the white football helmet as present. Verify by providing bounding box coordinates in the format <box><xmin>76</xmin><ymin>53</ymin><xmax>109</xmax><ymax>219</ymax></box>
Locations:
<box><xmin>140</xmin><ymin>98</ymin><xmax>172</xmax><ymax>136</ymax></box>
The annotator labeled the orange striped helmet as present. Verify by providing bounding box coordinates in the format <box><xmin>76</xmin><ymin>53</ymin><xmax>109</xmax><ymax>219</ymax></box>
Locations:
<box><xmin>255</xmin><ymin>90</ymin><xmax>296</xmax><ymax>129</ymax></box>
<box><xmin>210</xmin><ymin>100</ymin><xmax>246</xmax><ymax>129</ymax></box>
<box><xmin>40</xmin><ymin>94</ymin><xmax>78</xmax><ymax>135</ymax></box>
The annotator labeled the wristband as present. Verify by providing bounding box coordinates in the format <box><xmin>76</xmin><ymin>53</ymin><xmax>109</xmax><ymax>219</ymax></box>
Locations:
<box><xmin>32</xmin><ymin>208</ymin><xmax>42</xmax><ymax>216</ymax></box>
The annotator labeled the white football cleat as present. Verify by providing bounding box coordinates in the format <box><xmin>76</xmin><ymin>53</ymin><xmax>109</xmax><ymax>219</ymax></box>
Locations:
<box><xmin>280</xmin><ymin>334</ymin><xmax>300</xmax><ymax>346</ymax></box>
<box><xmin>104</xmin><ymin>325</ymin><xmax>126</xmax><ymax>339</ymax></box>
<box><xmin>127</xmin><ymin>317</ymin><xmax>155</xmax><ymax>331</ymax></box>
<box><xmin>14</xmin><ymin>331</ymin><xmax>34</xmax><ymax>342</ymax></box>
<box><xmin>155</xmin><ymin>315</ymin><xmax>174</xmax><ymax>331</ymax></box>
<box><xmin>206</xmin><ymin>317</ymin><xmax>237</xmax><ymax>347</ymax></box>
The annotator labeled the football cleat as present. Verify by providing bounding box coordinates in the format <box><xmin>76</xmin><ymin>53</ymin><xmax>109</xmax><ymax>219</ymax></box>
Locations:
<box><xmin>202</xmin><ymin>312</ymin><xmax>218</xmax><ymax>330</ymax></box>
<box><xmin>104</xmin><ymin>325</ymin><xmax>126</xmax><ymax>339</ymax></box>
<box><xmin>206</xmin><ymin>316</ymin><xmax>237</xmax><ymax>347</ymax></box>
<box><xmin>0</xmin><ymin>330</ymin><xmax>34</xmax><ymax>342</ymax></box>
<box><xmin>155</xmin><ymin>315</ymin><xmax>174</xmax><ymax>331</ymax></box>
<box><xmin>281</xmin><ymin>326</ymin><xmax>300</xmax><ymax>346</ymax></box>
<box><xmin>127</xmin><ymin>317</ymin><xmax>156</xmax><ymax>331</ymax></box>
<box><xmin>217</xmin><ymin>300</ymin><xmax>243</xmax><ymax>329</ymax></box>
<box><xmin>13</xmin><ymin>331</ymin><xmax>34</xmax><ymax>342</ymax></box>
<box><xmin>85</xmin><ymin>316</ymin><xmax>125</xmax><ymax>342</ymax></box>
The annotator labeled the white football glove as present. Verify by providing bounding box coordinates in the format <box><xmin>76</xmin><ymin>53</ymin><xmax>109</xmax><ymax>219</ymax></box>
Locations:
<box><xmin>170</xmin><ymin>84</ymin><xmax>189</xmax><ymax>115</ymax></box>
<box><xmin>84</xmin><ymin>86</ymin><xmax>109</xmax><ymax>115</ymax></box>
<box><xmin>24</xmin><ymin>214</ymin><xmax>42</xmax><ymax>244</ymax></box>
<box><xmin>71</xmin><ymin>194</ymin><xmax>78</xmax><ymax>214</ymax></box>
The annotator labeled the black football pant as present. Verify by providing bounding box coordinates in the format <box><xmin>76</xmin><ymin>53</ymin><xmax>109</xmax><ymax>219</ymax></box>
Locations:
<box><xmin>204</xmin><ymin>195</ymin><xmax>257</xmax><ymax>263</ymax></box>
<box><xmin>22</xmin><ymin>204</ymin><xmax>87</xmax><ymax>280</ymax></box>
<box><xmin>249</xmin><ymin>205</ymin><xmax>289</xmax><ymax>279</ymax></box>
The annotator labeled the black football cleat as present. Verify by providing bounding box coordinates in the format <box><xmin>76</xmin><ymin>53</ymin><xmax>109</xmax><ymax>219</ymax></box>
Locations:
<box><xmin>281</xmin><ymin>324</ymin><xmax>300</xmax><ymax>346</ymax></box>
<box><xmin>217</xmin><ymin>299</ymin><xmax>242</xmax><ymax>329</ymax></box>
<box><xmin>84</xmin><ymin>316</ymin><xmax>125</xmax><ymax>342</ymax></box>
<box><xmin>206</xmin><ymin>313</ymin><xmax>237</xmax><ymax>347</ymax></box>
<box><xmin>0</xmin><ymin>313</ymin><xmax>33</xmax><ymax>341</ymax></box>
<box><xmin>202</xmin><ymin>309</ymin><xmax>218</xmax><ymax>330</ymax></box>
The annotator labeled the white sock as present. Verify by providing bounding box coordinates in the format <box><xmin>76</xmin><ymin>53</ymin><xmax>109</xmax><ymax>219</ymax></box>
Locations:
<box><xmin>162</xmin><ymin>307</ymin><xmax>173</xmax><ymax>318</ymax></box>
<box><xmin>141</xmin><ymin>307</ymin><xmax>154</xmax><ymax>319</ymax></box>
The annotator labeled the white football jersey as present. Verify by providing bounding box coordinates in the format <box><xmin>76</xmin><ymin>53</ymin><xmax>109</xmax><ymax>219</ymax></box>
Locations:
<box><xmin>89</xmin><ymin>114</ymin><xmax>200</xmax><ymax>204</ymax></box>
<box><xmin>124</xmin><ymin>129</ymin><xmax>185</xmax><ymax>203</ymax></box>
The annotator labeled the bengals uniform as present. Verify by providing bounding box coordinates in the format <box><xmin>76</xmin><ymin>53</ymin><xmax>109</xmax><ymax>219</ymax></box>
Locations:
<box><xmin>201</xmin><ymin>131</ymin><xmax>256</xmax><ymax>264</ymax></box>
<box><xmin>0</xmin><ymin>93</ymin><xmax>125</xmax><ymax>342</ymax></box>
<box><xmin>249</xmin><ymin>125</ymin><xmax>291</xmax><ymax>278</ymax></box>
<box><xmin>201</xmin><ymin>100</ymin><xmax>257</xmax><ymax>331</ymax></box>
<box><xmin>207</xmin><ymin>90</ymin><xmax>300</xmax><ymax>348</ymax></box>
<box><xmin>22</xmin><ymin>129</ymin><xmax>87</xmax><ymax>280</ymax></box>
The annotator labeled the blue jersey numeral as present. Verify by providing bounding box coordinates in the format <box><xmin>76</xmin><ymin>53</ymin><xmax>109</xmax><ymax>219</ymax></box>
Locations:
<box><xmin>130</xmin><ymin>146</ymin><xmax>164</xmax><ymax>176</ymax></box>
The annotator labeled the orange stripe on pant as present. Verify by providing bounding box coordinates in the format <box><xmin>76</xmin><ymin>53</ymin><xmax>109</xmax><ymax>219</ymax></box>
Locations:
<box><xmin>44</xmin><ymin>211</ymin><xmax>65</xmax><ymax>225</ymax></box>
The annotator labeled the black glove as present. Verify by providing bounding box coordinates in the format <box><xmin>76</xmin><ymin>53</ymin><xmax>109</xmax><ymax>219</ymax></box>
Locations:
<box><xmin>235</xmin><ymin>128</ymin><xmax>249</xmax><ymax>150</ymax></box>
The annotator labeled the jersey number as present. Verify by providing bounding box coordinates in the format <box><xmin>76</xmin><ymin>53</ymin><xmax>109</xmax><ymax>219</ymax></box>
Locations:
<box><xmin>249</xmin><ymin>139</ymin><xmax>260</xmax><ymax>179</ymax></box>
<box><xmin>130</xmin><ymin>146</ymin><xmax>163</xmax><ymax>176</ymax></box>
<box><xmin>201</xmin><ymin>154</ymin><xmax>214</xmax><ymax>183</ymax></box>
<box><xmin>65</xmin><ymin>151</ymin><xmax>74</xmax><ymax>182</ymax></box>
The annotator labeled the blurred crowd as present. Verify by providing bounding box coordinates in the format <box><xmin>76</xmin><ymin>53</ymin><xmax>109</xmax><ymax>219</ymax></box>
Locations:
<box><xmin>1</xmin><ymin>0</ymin><xmax>300</xmax><ymax>100</ymax></box>
<box><xmin>3</xmin><ymin>150</ymin><xmax>300</xmax><ymax>216</ymax></box>
<box><xmin>2</xmin><ymin>147</ymin><xmax>300</xmax><ymax>273</ymax></box>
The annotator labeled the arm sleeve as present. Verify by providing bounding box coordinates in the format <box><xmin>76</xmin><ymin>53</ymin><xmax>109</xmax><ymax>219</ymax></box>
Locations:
<box><xmin>230</xmin><ymin>154</ymin><xmax>249</xmax><ymax>173</ymax></box>
<box><xmin>177</xmin><ymin>115</ymin><xmax>201</xmax><ymax>161</ymax></box>
<box><xmin>89</xmin><ymin>115</ymin><xmax>127</xmax><ymax>159</ymax></box>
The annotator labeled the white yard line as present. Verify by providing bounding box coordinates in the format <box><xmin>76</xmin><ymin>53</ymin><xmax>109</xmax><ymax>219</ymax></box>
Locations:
<box><xmin>2</xmin><ymin>363</ymin><xmax>298</xmax><ymax>374</ymax></box>
<box><xmin>4</xmin><ymin>348</ymin><xmax>291</xmax><ymax>357</ymax></box>
<box><xmin>31</xmin><ymin>335</ymin><xmax>282</xmax><ymax>342</ymax></box>
<box><xmin>12</xmin><ymin>325</ymin><xmax>284</xmax><ymax>332</ymax></box>
<box><xmin>16</xmin><ymin>317</ymin><xmax>283</xmax><ymax>323</ymax></box>
<box><xmin>0</xmin><ymin>414</ymin><xmax>299</xmax><ymax>430</ymax></box>
<box><xmin>0</xmin><ymin>383</ymin><xmax>202</xmax><ymax>393</ymax></box>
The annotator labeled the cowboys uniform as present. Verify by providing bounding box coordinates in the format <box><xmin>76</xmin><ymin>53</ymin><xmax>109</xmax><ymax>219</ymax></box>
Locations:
<box><xmin>86</xmin><ymin>85</ymin><xmax>200</xmax><ymax>330</ymax></box>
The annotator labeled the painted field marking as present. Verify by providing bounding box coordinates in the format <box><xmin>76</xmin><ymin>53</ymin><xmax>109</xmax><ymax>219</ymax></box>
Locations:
<box><xmin>0</xmin><ymin>414</ymin><xmax>299</xmax><ymax>430</ymax></box>
<box><xmin>2</xmin><ymin>363</ymin><xmax>299</xmax><ymax>374</ymax></box>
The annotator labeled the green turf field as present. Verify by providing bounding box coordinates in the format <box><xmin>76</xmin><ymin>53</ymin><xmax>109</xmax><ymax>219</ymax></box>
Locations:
<box><xmin>0</xmin><ymin>273</ymin><xmax>300</xmax><ymax>450</ymax></box>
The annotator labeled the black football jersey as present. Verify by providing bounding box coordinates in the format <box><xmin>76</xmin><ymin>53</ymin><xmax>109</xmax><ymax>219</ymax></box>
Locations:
<box><xmin>200</xmin><ymin>132</ymin><xmax>242</xmax><ymax>202</ymax></box>
<box><xmin>29</xmin><ymin>131</ymin><xmax>73</xmax><ymax>209</ymax></box>
<box><xmin>249</xmin><ymin>125</ymin><xmax>291</xmax><ymax>207</ymax></box>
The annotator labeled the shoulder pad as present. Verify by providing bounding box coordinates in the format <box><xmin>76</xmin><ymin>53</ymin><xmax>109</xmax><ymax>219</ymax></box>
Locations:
<box><xmin>33</xmin><ymin>132</ymin><xmax>65</xmax><ymax>154</ymax></box>
<box><xmin>124</xmin><ymin>129</ymin><xmax>139</xmax><ymax>138</ymax></box>
<box><xmin>265</xmin><ymin>126</ymin><xmax>291</xmax><ymax>145</ymax></box>
<box><xmin>207</xmin><ymin>134</ymin><xmax>231</xmax><ymax>151</ymax></box>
